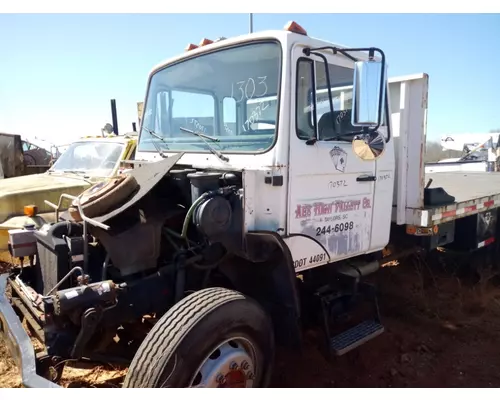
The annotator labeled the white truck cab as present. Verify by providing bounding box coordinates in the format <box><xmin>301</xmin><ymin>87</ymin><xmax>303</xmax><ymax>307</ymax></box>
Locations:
<box><xmin>136</xmin><ymin>22</ymin><xmax>500</xmax><ymax>259</ymax></box>
<box><xmin>135</xmin><ymin>22</ymin><xmax>397</xmax><ymax>273</ymax></box>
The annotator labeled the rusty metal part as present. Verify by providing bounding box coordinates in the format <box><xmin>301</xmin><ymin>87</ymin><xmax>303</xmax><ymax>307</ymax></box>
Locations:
<box><xmin>77</xmin><ymin>274</ymin><xmax>90</xmax><ymax>286</ymax></box>
<box><xmin>11</xmin><ymin>298</ymin><xmax>44</xmax><ymax>344</ymax></box>
<box><xmin>380</xmin><ymin>246</ymin><xmax>424</xmax><ymax>266</ymax></box>
<box><xmin>9</xmin><ymin>276</ymin><xmax>45</xmax><ymax>322</ymax></box>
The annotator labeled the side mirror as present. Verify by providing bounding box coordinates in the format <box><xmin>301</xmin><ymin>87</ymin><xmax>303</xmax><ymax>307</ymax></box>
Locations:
<box><xmin>351</xmin><ymin>59</ymin><xmax>386</xmax><ymax>127</ymax></box>
<box><xmin>352</xmin><ymin>132</ymin><xmax>385</xmax><ymax>161</ymax></box>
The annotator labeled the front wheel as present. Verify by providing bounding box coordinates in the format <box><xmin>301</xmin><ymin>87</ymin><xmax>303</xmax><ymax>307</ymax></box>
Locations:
<box><xmin>123</xmin><ymin>287</ymin><xmax>275</xmax><ymax>388</ymax></box>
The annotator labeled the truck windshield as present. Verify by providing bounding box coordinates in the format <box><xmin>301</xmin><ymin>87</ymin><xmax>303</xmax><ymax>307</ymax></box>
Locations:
<box><xmin>138</xmin><ymin>41</ymin><xmax>281</xmax><ymax>154</ymax></box>
<box><xmin>49</xmin><ymin>141</ymin><xmax>125</xmax><ymax>177</ymax></box>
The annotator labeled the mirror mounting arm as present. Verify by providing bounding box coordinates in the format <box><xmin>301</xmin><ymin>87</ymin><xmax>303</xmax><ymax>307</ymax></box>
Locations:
<box><xmin>304</xmin><ymin>46</ymin><xmax>359</xmax><ymax>63</ymax></box>
<box><xmin>304</xmin><ymin>46</ymin><xmax>385</xmax><ymax>65</ymax></box>
<box><xmin>304</xmin><ymin>49</ymin><xmax>336</xmax><ymax>143</ymax></box>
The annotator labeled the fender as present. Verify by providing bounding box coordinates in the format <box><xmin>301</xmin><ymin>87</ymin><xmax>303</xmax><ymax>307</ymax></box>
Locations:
<box><xmin>219</xmin><ymin>230</ymin><xmax>302</xmax><ymax>349</ymax></box>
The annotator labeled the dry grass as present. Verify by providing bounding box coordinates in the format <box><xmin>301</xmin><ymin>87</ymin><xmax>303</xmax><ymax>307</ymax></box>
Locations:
<box><xmin>0</xmin><ymin>337</ymin><xmax>22</xmax><ymax>388</ymax></box>
<box><xmin>0</xmin><ymin>336</ymin><xmax>128</xmax><ymax>388</ymax></box>
<box><xmin>60</xmin><ymin>365</ymin><xmax>128</xmax><ymax>388</ymax></box>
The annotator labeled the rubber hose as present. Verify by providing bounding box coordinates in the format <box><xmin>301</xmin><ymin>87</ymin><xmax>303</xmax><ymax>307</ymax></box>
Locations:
<box><xmin>181</xmin><ymin>192</ymin><xmax>211</xmax><ymax>240</ymax></box>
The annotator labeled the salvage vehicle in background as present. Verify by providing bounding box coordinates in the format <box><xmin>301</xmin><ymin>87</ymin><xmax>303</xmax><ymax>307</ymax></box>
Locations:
<box><xmin>0</xmin><ymin>133</ymin><xmax>137</xmax><ymax>263</ymax></box>
<box><xmin>21</xmin><ymin>137</ymin><xmax>60</xmax><ymax>168</ymax></box>
<box><xmin>0</xmin><ymin>133</ymin><xmax>55</xmax><ymax>179</ymax></box>
<box><xmin>425</xmin><ymin>136</ymin><xmax>499</xmax><ymax>173</ymax></box>
<box><xmin>1</xmin><ymin>21</ymin><xmax>500</xmax><ymax>389</ymax></box>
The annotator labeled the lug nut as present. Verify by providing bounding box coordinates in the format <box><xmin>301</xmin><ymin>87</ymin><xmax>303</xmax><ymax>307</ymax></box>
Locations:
<box><xmin>241</xmin><ymin>361</ymin><xmax>249</xmax><ymax>370</ymax></box>
<box><xmin>247</xmin><ymin>372</ymin><xmax>255</xmax><ymax>380</ymax></box>
<box><xmin>216</xmin><ymin>373</ymin><xmax>225</xmax><ymax>384</ymax></box>
<box><xmin>229</xmin><ymin>361</ymin><xmax>238</xmax><ymax>370</ymax></box>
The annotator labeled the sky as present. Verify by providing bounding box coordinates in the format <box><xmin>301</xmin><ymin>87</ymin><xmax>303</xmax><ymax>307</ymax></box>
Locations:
<box><xmin>0</xmin><ymin>13</ymin><xmax>499</xmax><ymax>146</ymax></box>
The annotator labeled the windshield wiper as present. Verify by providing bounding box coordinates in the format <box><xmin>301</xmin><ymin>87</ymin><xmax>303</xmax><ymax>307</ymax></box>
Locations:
<box><xmin>179</xmin><ymin>127</ymin><xmax>220</xmax><ymax>142</ymax></box>
<box><xmin>142</xmin><ymin>127</ymin><xmax>169</xmax><ymax>158</ymax></box>
<box><xmin>179</xmin><ymin>127</ymin><xmax>229</xmax><ymax>162</ymax></box>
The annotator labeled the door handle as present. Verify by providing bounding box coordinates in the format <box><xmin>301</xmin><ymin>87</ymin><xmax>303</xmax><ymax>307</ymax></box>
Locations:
<box><xmin>356</xmin><ymin>175</ymin><xmax>377</xmax><ymax>182</ymax></box>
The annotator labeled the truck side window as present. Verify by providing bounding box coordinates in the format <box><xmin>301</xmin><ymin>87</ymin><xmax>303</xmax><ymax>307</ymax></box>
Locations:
<box><xmin>296</xmin><ymin>58</ymin><xmax>388</xmax><ymax>142</ymax></box>
<box><xmin>296</xmin><ymin>58</ymin><xmax>315</xmax><ymax>141</ymax></box>
<box><xmin>314</xmin><ymin>61</ymin><xmax>364</xmax><ymax>141</ymax></box>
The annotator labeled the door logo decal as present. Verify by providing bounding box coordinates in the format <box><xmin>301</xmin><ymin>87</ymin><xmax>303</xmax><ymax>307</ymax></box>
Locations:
<box><xmin>293</xmin><ymin>196</ymin><xmax>372</xmax><ymax>256</ymax></box>
<box><xmin>330</xmin><ymin>146</ymin><xmax>347</xmax><ymax>173</ymax></box>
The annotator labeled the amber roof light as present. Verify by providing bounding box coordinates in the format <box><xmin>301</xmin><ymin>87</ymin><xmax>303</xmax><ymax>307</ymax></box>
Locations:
<box><xmin>199</xmin><ymin>38</ymin><xmax>214</xmax><ymax>46</ymax></box>
<box><xmin>284</xmin><ymin>21</ymin><xmax>307</xmax><ymax>36</ymax></box>
<box><xmin>185</xmin><ymin>43</ymin><xmax>198</xmax><ymax>51</ymax></box>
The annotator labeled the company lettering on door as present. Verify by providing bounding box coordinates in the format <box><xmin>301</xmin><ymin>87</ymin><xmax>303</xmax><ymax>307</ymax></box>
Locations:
<box><xmin>292</xmin><ymin>195</ymin><xmax>372</xmax><ymax>256</ymax></box>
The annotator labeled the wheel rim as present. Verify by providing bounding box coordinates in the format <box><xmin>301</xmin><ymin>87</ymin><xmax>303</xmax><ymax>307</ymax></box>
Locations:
<box><xmin>189</xmin><ymin>337</ymin><xmax>257</xmax><ymax>388</ymax></box>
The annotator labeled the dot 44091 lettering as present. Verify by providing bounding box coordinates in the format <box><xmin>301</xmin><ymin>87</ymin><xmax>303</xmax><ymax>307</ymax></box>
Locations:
<box><xmin>295</xmin><ymin>197</ymin><xmax>372</xmax><ymax>219</ymax></box>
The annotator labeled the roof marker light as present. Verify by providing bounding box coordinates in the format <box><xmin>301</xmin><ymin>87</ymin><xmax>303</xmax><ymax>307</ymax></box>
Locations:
<box><xmin>284</xmin><ymin>21</ymin><xmax>307</xmax><ymax>36</ymax></box>
<box><xmin>185</xmin><ymin>43</ymin><xmax>198</xmax><ymax>51</ymax></box>
<box><xmin>199</xmin><ymin>38</ymin><xmax>214</xmax><ymax>46</ymax></box>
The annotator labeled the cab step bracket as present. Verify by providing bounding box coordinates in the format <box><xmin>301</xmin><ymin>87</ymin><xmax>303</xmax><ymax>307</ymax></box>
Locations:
<box><xmin>330</xmin><ymin>319</ymin><xmax>384</xmax><ymax>356</ymax></box>
<box><xmin>315</xmin><ymin>271</ymin><xmax>385</xmax><ymax>359</ymax></box>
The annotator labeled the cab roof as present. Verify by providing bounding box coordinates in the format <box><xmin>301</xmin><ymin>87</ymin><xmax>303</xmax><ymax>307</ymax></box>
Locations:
<box><xmin>148</xmin><ymin>23</ymin><xmax>380</xmax><ymax>78</ymax></box>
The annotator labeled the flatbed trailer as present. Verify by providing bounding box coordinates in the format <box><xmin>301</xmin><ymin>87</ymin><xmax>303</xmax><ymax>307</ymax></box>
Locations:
<box><xmin>385</xmin><ymin>75</ymin><xmax>500</xmax><ymax>251</ymax></box>
<box><xmin>416</xmin><ymin>171</ymin><xmax>500</xmax><ymax>226</ymax></box>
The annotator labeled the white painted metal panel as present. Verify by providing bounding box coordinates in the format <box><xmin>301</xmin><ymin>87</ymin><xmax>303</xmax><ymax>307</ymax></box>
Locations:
<box><xmin>388</xmin><ymin>74</ymin><xmax>429</xmax><ymax>225</ymax></box>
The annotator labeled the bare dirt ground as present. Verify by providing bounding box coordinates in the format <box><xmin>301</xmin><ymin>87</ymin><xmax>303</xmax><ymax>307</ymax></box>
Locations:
<box><xmin>2</xmin><ymin>250</ymin><xmax>500</xmax><ymax>388</ymax></box>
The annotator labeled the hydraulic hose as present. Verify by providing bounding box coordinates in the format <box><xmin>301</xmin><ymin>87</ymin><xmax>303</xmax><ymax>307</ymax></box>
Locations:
<box><xmin>181</xmin><ymin>192</ymin><xmax>211</xmax><ymax>241</ymax></box>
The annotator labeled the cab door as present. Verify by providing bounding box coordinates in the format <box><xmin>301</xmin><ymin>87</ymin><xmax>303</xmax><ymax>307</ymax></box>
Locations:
<box><xmin>284</xmin><ymin>46</ymin><xmax>377</xmax><ymax>273</ymax></box>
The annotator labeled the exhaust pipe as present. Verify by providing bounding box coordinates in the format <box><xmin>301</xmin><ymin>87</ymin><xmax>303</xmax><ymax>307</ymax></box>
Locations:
<box><xmin>110</xmin><ymin>99</ymin><xmax>119</xmax><ymax>135</ymax></box>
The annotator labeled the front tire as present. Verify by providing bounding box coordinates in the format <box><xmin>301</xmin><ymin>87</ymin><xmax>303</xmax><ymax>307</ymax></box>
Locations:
<box><xmin>123</xmin><ymin>287</ymin><xmax>275</xmax><ymax>388</ymax></box>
